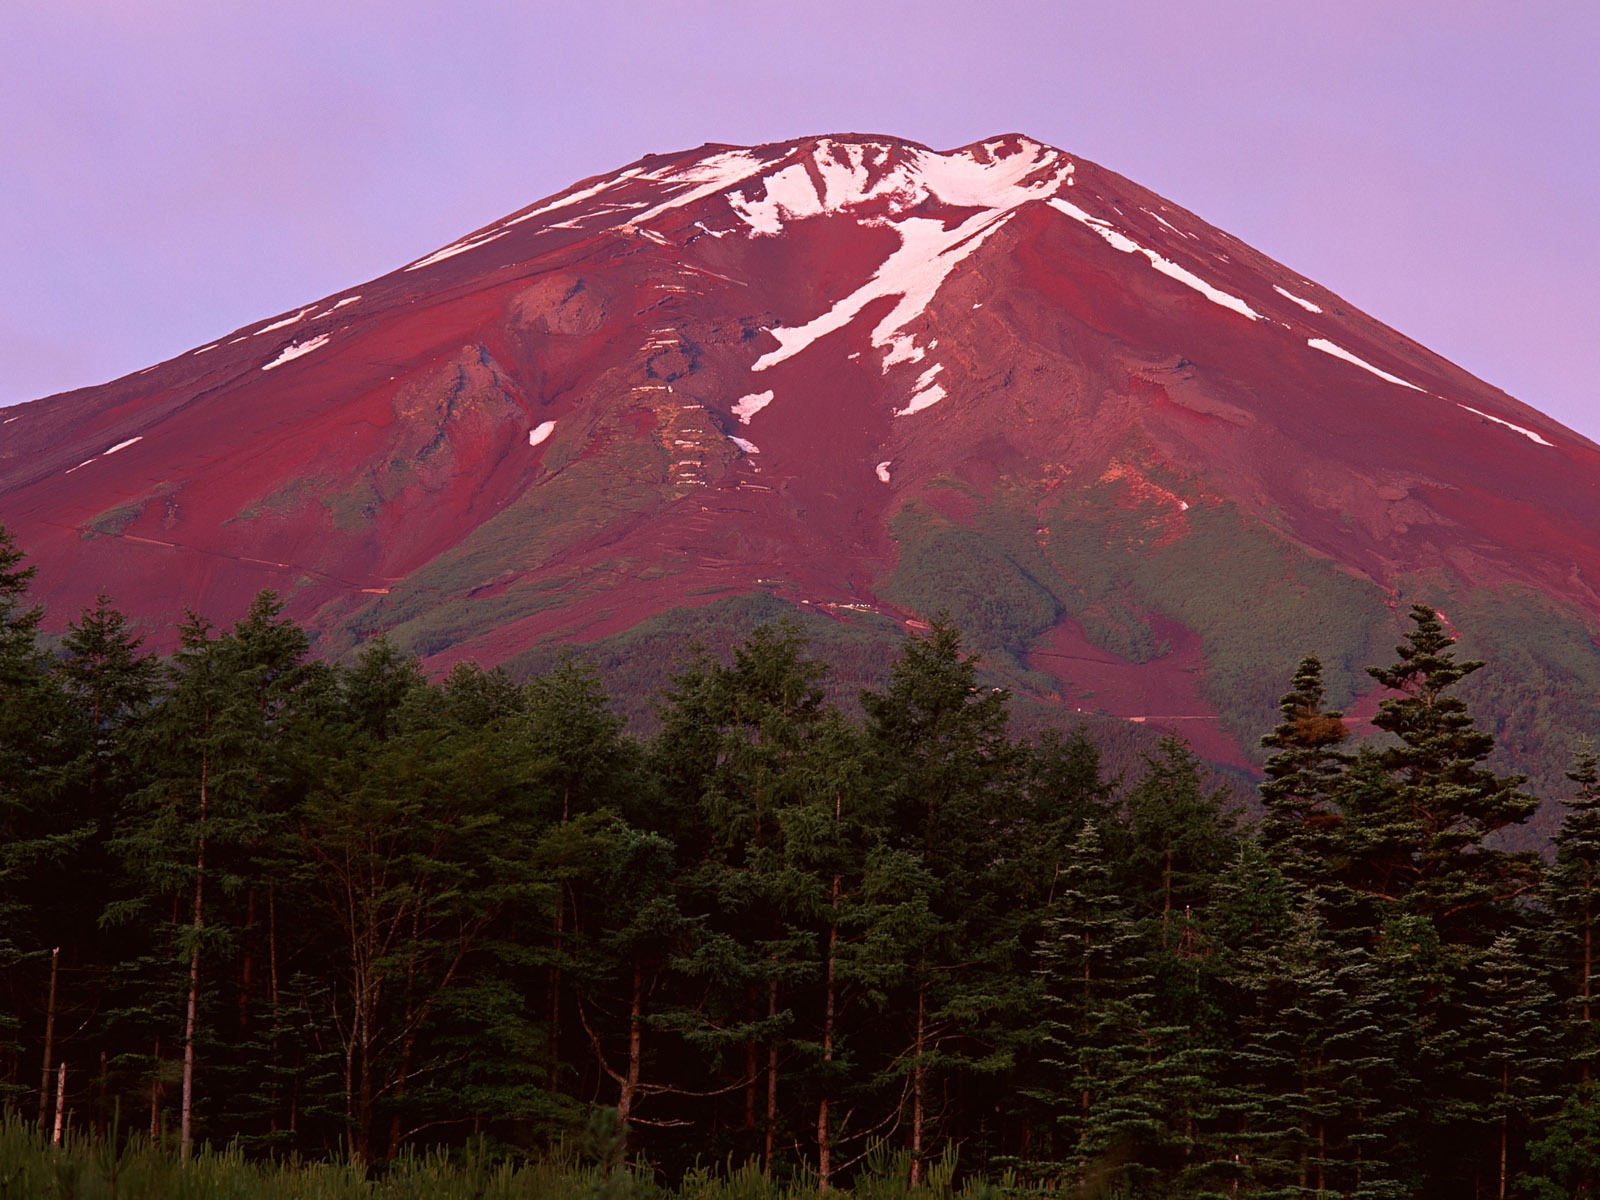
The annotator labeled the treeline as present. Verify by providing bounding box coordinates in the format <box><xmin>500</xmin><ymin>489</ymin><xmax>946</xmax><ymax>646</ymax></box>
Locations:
<box><xmin>3</xmin><ymin>525</ymin><xmax>1600</xmax><ymax>1198</ymax></box>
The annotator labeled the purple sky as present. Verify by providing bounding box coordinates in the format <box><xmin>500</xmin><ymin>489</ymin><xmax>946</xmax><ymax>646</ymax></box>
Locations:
<box><xmin>4</xmin><ymin>1</ymin><xmax>1597</xmax><ymax>441</ymax></box>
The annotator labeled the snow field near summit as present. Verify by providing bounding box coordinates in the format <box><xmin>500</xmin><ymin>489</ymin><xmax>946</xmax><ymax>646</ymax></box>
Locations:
<box><xmin>751</xmin><ymin>210</ymin><xmax>1015</xmax><ymax>384</ymax></box>
<box><xmin>1306</xmin><ymin>338</ymin><xmax>1423</xmax><ymax>392</ymax></box>
<box><xmin>726</xmin><ymin>137</ymin><xmax>1072</xmax><ymax>236</ymax></box>
<box><xmin>528</xmin><ymin>421</ymin><xmax>557</xmax><ymax>447</ymax></box>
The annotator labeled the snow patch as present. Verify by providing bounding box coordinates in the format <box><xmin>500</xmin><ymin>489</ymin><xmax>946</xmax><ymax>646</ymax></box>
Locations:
<box><xmin>732</xmin><ymin>390</ymin><xmax>774</xmax><ymax>424</ymax></box>
<box><xmin>1143</xmin><ymin>208</ymin><xmax>1186</xmax><ymax>237</ymax></box>
<box><xmin>881</xmin><ymin>334</ymin><xmax>926</xmax><ymax>369</ymax></box>
<box><xmin>505</xmin><ymin>166</ymin><xmax>646</xmax><ymax>227</ymax></box>
<box><xmin>528</xmin><ymin>421</ymin><xmax>557</xmax><ymax>447</ymax></box>
<box><xmin>257</xmin><ymin>305</ymin><xmax>316</xmax><ymax>334</ymax></box>
<box><xmin>895</xmin><ymin>382</ymin><xmax>946</xmax><ymax>417</ymax></box>
<box><xmin>875</xmin><ymin>461</ymin><xmax>893</xmax><ymax>483</ymax></box>
<box><xmin>404</xmin><ymin>229</ymin><xmax>509</xmax><ymax>271</ymax></box>
<box><xmin>64</xmin><ymin>435</ymin><xmax>143</xmax><ymax>475</ymax></box>
<box><xmin>729</xmin><ymin>435</ymin><xmax>760</xmax><ymax>454</ymax></box>
<box><xmin>1306</xmin><ymin>339</ymin><xmax>1423</xmax><ymax>391</ymax></box>
<box><xmin>1048</xmin><ymin>199</ymin><xmax>1260</xmax><ymax>321</ymax></box>
<box><xmin>193</xmin><ymin>343</ymin><xmax>217</xmax><ymax>355</ymax></box>
<box><xmin>1273</xmin><ymin>285</ymin><xmax>1322</xmax><ymax>313</ymax></box>
<box><xmin>753</xmin><ymin>210</ymin><xmax>1016</xmax><ymax>372</ymax></box>
<box><xmin>728</xmin><ymin>136</ymin><xmax>1072</xmax><ymax>239</ymax></box>
<box><xmin>896</xmin><ymin>361</ymin><xmax>947</xmax><ymax>417</ymax></box>
<box><xmin>262</xmin><ymin>334</ymin><xmax>331</xmax><ymax>371</ymax></box>
<box><xmin>623</xmin><ymin>151</ymin><xmax>766</xmax><ymax>227</ymax></box>
<box><xmin>1458</xmin><ymin>405</ymin><xmax>1554</xmax><ymax>446</ymax></box>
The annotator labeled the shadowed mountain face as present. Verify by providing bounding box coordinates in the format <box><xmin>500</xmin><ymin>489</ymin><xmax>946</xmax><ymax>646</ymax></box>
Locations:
<box><xmin>4</xmin><ymin>132</ymin><xmax>1597</xmax><ymax>790</ymax></box>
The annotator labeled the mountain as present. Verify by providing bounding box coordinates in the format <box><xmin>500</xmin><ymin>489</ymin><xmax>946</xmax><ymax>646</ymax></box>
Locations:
<box><xmin>3</xmin><ymin>132</ymin><xmax>1598</xmax><ymax>798</ymax></box>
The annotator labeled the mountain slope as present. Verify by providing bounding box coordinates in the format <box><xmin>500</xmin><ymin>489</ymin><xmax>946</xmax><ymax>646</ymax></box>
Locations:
<box><xmin>4</xmin><ymin>132</ymin><xmax>1597</xmax><ymax>791</ymax></box>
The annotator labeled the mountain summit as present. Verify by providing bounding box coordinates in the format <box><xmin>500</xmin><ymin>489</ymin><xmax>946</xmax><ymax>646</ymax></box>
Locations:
<box><xmin>3</xmin><ymin>133</ymin><xmax>1597</xmax><ymax>782</ymax></box>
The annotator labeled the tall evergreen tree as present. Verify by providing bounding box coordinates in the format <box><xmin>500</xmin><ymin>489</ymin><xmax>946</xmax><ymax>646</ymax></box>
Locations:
<box><xmin>1258</xmin><ymin>654</ymin><xmax>1350</xmax><ymax>889</ymax></box>
<box><xmin>1545</xmin><ymin>746</ymin><xmax>1600</xmax><ymax>1082</ymax></box>
<box><xmin>1359</xmin><ymin>603</ymin><xmax>1540</xmax><ymax>936</ymax></box>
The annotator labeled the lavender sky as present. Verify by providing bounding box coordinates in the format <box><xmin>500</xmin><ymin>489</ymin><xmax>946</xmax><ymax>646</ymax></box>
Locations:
<box><xmin>4</xmin><ymin>1</ymin><xmax>1597</xmax><ymax>441</ymax></box>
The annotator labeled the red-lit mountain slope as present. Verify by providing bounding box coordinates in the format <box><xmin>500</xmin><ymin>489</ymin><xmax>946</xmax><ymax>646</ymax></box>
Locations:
<box><xmin>3</xmin><ymin>133</ymin><xmax>1597</xmax><ymax>788</ymax></box>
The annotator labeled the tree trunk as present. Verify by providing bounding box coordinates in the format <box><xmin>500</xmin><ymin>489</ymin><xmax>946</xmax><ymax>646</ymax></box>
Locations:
<box><xmin>910</xmin><ymin>980</ymin><xmax>926</xmax><ymax>1186</ymax></box>
<box><xmin>548</xmin><ymin>884</ymin><xmax>565</xmax><ymax>1090</ymax></box>
<box><xmin>181</xmin><ymin>754</ymin><xmax>208</xmax><ymax>1162</ymax></box>
<box><xmin>618</xmin><ymin>962</ymin><xmax>644</xmax><ymax>1131</ymax></box>
<box><xmin>149</xmin><ymin>1038</ymin><xmax>162</xmax><ymax>1140</ymax></box>
<box><xmin>52</xmin><ymin>1062</ymin><xmax>66</xmax><ymax>1145</ymax></box>
<box><xmin>817</xmin><ymin>874</ymin><xmax>839</xmax><ymax>1192</ymax></box>
<box><xmin>37</xmin><ymin>946</ymin><xmax>59</xmax><ymax>1131</ymax></box>
<box><xmin>765</xmin><ymin>976</ymin><xmax>779</xmax><ymax>1172</ymax></box>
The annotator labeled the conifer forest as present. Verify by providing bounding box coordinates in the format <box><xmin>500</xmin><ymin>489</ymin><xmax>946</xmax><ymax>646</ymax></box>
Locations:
<box><xmin>3</xmin><ymin>524</ymin><xmax>1600</xmax><ymax>1199</ymax></box>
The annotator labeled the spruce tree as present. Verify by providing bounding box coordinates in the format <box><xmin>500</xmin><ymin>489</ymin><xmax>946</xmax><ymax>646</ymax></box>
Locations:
<box><xmin>1361</xmin><ymin>603</ymin><xmax>1540</xmax><ymax>937</ymax></box>
<box><xmin>1259</xmin><ymin>654</ymin><xmax>1350</xmax><ymax>889</ymax></box>
<box><xmin>1545</xmin><ymin>746</ymin><xmax>1600</xmax><ymax>1082</ymax></box>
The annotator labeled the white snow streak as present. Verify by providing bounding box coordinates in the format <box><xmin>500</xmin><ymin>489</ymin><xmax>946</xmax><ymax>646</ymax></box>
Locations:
<box><xmin>262</xmin><ymin>334</ymin><xmax>331</xmax><ymax>371</ymax></box>
<box><xmin>895</xmin><ymin>383</ymin><xmax>946</xmax><ymax>417</ymax></box>
<box><xmin>505</xmin><ymin>167</ymin><xmax>646</xmax><ymax>227</ymax></box>
<box><xmin>623</xmin><ymin>151</ymin><xmax>766</xmax><ymax>227</ymax></box>
<box><xmin>729</xmin><ymin>435</ymin><xmax>760</xmax><ymax>454</ymax></box>
<box><xmin>257</xmin><ymin>306</ymin><xmax>316</xmax><ymax>334</ymax></box>
<box><xmin>64</xmin><ymin>435</ymin><xmax>143</xmax><ymax>474</ymax></box>
<box><xmin>876</xmin><ymin>461</ymin><xmax>893</xmax><ymax>483</ymax></box>
<box><xmin>732</xmin><ymin>391</ymin><xmax>774</xmax><ymax>424</ymax></box>
<box><xmin>1458</xmin><ymin>405</ymin><xmax>1554</xmax><ymax>446</ymax></box>
<box><xmin>405</xmin><ymin>230</ymin><xmax>509</xmax><ymax>271</ymax></box>
<box><xmin>1048</xmin><ymin>199</ymin><xmax>1260</xmax><ymax>321</ymax></box>
<box><xmin>528</xmin><ymin>421</ymin><xmax>557</xmax><ymax>447</ymax></box>
<box><xmin>1273</xmin><ymin>285</ymin><xmax>1322</xmax><ymax>313</ymax></box>
<box><xmin>753</xmin><ymin>210</ymin><xmax>1014</xmax><ymax>372</ymax></box>
<box><xmin>1306</xmin><ymin>338</ymin><xmax>1423</xmax><ymax>391</ymax></box>
<box><xmin>895</xmin><ymin>363</ymin><xmax>947</xmax><ymax>417</ymax></box>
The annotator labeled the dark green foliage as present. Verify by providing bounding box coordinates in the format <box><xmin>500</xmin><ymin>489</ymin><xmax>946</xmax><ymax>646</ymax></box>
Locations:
<box><xmin>884</xmin><ymin>505</ymin><xmax>1061</xmax><ymax>667</ymax></box>
<box><xmin>1</xmin><ymin>522</ymin><xmax>1598</xmax><ymax>1196</ymax></box>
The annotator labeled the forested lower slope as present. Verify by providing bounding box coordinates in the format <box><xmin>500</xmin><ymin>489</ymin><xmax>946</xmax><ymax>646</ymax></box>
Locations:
<box><xmin>2</xmin><ymin>525</ymin><xmax>1598</xmax><ymax>1198</ymax></box>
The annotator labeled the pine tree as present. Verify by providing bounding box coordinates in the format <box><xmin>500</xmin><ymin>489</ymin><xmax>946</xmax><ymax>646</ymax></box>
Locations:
<box><xmin>1360</xmin><ymin>603</ymin><xmax>1540</xmax><ymax>937</ymax></box>
<box><xmin>1452</xmin><ymin>933</ymin><xmax>1558</xmax><ymax>1199</ymax></box>
<box><xmin>1545</xmin><ymin>746</ymin><xmax>1600</xmax><ymax>1083</ymax></box>
<box><xmin>859</xmin><ymin>618</ymin><xmax>1016</xmax><ymax>1182</ymax></box>
<box><xmin>1259</xmin><ymin>654</ymin><xmax>1349</xmax><ymax>889</ymax></box>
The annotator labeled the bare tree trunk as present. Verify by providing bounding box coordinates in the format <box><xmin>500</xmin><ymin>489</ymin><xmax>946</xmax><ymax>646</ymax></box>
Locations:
<box><xmin>181</xmin><ymin>757</ymin><xmax>208</xmax><ymax>1161</ymax></box>
<box><xmin>1499</xmin><ymin>1077</ymin><xmax>1510</xmax><ymax>1200</ymax></box>
<box><xmin>910</xmin><ymin>981</ymin><xmax>926</xmax><ymax>1186</ymax></box>
<box><xmin>764</xmin><ymin>976</ymin><xmax>779</xmax><ymax>1172</ymax></box>
<box><xmin>150</xmin><ymin>1038</ymin><xmax>162</xmax><ymax>1140</ymax></box>
<box><xmin>52</xmin><ymin>1062</ymin><xmax>66</xmax><ymax>1145</ymax></box>
<box><xmin>817</xmin><ymin>874</ymin><xmax>839</xmax><ymax>1192</ymax></box>
<box><xmin>618</xmin><ymin>963</ymin><xmax>644</xmax><ymax>1130</ymax></box>
<box><xmin>548</xmin><ymin>884</ymin><xmax>565</xmax><ymax>1091</ymax></box>
<box><xmin>37</xmin><ymin>946</ymin><xmax>59</xmax><ymax>1131</ymax></box>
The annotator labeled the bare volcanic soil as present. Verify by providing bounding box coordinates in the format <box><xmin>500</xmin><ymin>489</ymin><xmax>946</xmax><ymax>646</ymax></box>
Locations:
<box><xmin>4</xmin><ymin>132</ymin><xmax>1599</xmax><ymax>783</ymax></box>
